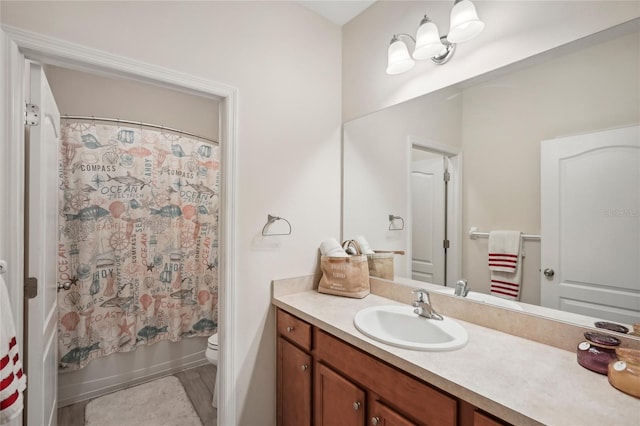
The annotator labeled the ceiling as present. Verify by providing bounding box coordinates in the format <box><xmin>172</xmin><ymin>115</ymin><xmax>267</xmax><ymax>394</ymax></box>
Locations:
<box><xmin>298</xmin><ymin>1</ymin><xmax>376</xmax><ymax>26</ymax></box>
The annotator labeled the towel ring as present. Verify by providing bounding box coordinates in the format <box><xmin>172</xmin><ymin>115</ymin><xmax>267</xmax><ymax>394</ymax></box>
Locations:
<box><xmin>388</xmin><ymin>215</ymin><xmax>405</xmax><ymax>231</ymax></box>
<box><xmin>262</xmin><ymin>214</ymin><xmax>292</xmax><ymax>236</ymax></box>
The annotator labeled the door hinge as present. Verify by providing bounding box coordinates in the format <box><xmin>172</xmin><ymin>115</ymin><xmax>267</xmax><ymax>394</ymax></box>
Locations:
<box><xmin>443</xmin><ymin>171</ymin><xmax>450</xmax><ymax>182</ymax></box>
<box><xmin>443</xmin><ymin>239</ymin><xmax>450</xmax><ymax>249</ymax></box>
<box><xmin>25</xmin><ymin>103</ymin><xmax>40</xmax><ymax>126</ymax></box>
<box><xmin>25</xmin><ymin>277</ymin><xmax>38</xmax><ymax>299</ymax></box>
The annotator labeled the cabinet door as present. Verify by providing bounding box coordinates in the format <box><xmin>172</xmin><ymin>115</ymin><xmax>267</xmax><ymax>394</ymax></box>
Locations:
<box><xmin>315</xmin><ymin>362</ymin><xmax>366</xmax><ymax>426</ymax></box>
<box><xmin>369</xmin><ymin>399</ymin><xmax>417</xmax><ymax>426</ymax></box>
<box><xmin>277</xmin><ymin>337</ymin><xmax>312</xmax><ymax>426</ymax></box>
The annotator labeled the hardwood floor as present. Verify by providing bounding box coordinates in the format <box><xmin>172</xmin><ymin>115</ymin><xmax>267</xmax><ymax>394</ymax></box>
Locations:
<box><xmin>57</xmin><ymin>364</ymin><xmax>217</xmax><ymax>426</ymax></box>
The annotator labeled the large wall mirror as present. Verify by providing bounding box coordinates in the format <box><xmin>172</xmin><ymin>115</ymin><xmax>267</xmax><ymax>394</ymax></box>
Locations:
<box><xmin>343</xmin><ymin>19</ymin><xmax>639</xmax><ymax>331</ymax></box>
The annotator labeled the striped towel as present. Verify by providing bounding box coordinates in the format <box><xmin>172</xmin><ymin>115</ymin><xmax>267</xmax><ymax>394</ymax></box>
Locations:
<box><xmin>488</xmin><ymin>231</ymin><xmax>523</xmax><ymax>300</ymax></box>
<box><xmin>488</xmin><ymin>230</ymin><xmax>521</xmax><ymax>273</ymax></box>
<box><xmin>1</xmin><ymin>276</ymin><xmax>26</xmax><ymax>425</ymax></box>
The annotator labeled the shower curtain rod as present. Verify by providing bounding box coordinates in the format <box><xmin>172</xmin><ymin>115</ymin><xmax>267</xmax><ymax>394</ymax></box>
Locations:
<box><xmin>61</xmin><ymin>115</ymin><xmax>219</xmax><ymax>145</ymax></box>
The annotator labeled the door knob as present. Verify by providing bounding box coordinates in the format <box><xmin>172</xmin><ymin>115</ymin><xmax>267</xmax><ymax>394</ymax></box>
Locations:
<box><xmin>57</xmin><ymin>282</ymin><xmax>71</xmax><ymax>291</ymax></box>
<box><xmin>543</xmin><ymin>268</ymin><xmax>555</xmax><ymax>277</ymax></box>
<box><xmin>353</xmin><ymin>401</ymin><xmax>361</xmax><ymax>411</ymax></box>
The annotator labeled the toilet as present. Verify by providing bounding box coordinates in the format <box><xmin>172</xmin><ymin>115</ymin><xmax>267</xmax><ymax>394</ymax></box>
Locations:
<box><xmin>205</xmin><ymin>333</ymin><xmax>219</xmax><ymax>408</ymax></box>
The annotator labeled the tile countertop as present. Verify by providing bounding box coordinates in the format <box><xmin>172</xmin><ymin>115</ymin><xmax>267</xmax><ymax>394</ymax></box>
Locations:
<box><xmin>272</xmin><ymin>289</ymin><xmax>640</xmax><ymax>426</ymax></box>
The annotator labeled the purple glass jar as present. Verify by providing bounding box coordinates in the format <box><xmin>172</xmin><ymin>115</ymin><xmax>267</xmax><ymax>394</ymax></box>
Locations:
<box><xmin>577</xmin><ymin>332</ymin><xmax>621</xmax><ymax>375</ymax></box>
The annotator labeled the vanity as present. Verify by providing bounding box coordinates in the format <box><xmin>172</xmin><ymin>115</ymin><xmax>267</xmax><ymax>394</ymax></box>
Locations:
<box><xmin>273</xmin><ymin>276</ymin><xmax>640</xmax><ymax>426</ymax></box>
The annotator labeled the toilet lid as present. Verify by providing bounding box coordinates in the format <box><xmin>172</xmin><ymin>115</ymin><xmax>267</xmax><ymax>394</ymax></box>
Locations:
<box><xmin>208</xmin><ymin>333</ymin><xmax>218</xmax><ymax>348</ymax></box>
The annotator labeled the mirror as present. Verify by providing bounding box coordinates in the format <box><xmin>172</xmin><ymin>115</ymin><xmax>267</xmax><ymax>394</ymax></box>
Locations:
<box><xmin>343</xmin><ymin>19</ymin><xmax>639</xmax><ymax>330</ymax></box>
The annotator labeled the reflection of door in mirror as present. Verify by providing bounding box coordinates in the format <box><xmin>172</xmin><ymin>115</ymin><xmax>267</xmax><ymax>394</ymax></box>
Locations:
<box><xmin>541</xmin><ymin>125</ymin><xmax>640</xmax><ymax>324</ymax></box>
<box><xmin>408</xmin><ymin>138</ymin><xmax>462</xmax><ymax>288</ymax></box>
<box><xmin>410</xmin><ymin>151</ymin><xmax>445</xmax><ymax>284</ymax></box>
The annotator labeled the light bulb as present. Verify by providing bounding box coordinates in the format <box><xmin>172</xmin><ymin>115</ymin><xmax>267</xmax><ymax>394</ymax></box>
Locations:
<box><xmin>413</xmin><ymin>17</ymin><xmax>446</xmax><ymax>60</ymax></box>
<box><xmin>386</xmin><ymin>37</ymin><xmax>415</xmax><ymax>75</ymax></box>
<box><xmin>448</xmin><ymin>0</ymin><xmax>484</xmax><ymax>43</ymax></box>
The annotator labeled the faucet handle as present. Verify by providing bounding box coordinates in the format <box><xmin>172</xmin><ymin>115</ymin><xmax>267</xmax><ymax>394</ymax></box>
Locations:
<box><xmin>455</xmin><ymin>279</ymin><xmax>469</xmax><ymax>297</ymax></box>
<box><xmin>411</xmin><ymin>288</ymin><xmax>430</xmax><ymax>303</ymax></box>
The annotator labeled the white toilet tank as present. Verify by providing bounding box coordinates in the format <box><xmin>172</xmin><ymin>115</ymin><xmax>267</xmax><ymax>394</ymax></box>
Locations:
<box><xmin>206</xmin><ymin>333</ymin><xmax>218</xmax><ymax>365</ymax></box>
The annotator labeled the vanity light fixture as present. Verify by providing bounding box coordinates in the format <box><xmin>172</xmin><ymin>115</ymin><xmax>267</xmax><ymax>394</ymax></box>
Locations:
<box><xmin>386</xmin><ymin>0</ymin><xmax>484</xmax><ymax>75</ymax></box>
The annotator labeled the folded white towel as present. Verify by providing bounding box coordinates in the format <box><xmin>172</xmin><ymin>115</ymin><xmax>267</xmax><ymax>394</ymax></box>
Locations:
<box><xmin>319</xmin><ymin>238</ymin><xmax>348</xmax><ymax>257</ymax></box>
<box><xmin>1</xmin><ymin>276</ymin><xmax>27</xmax><ymax>425</ymax></box>
<box><xmin>354</xmin><ymin>236</ymin><xmax>375</xmax><ymax>255</ymax></box>
<box><xmin>488</xmin><ymin>231</ymin><xmax>523</xmax><ymax>300</ymax></box>
<box><xmin>488</xmin><ymin>231</ymin><xmax>521</xmax><ymax>273</ymax></box>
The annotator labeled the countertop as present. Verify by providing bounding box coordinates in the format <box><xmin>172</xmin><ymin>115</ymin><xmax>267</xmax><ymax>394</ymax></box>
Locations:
<box><xmin>273</xmin><ymin>289</ymin><xmax>640</xmax><ymax>426</ymax></box>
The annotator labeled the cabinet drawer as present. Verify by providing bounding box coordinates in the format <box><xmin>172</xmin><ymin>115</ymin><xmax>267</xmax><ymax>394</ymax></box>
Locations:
<box><xmin>473</xmin><ymin>411</ymin><xmax>507</xmax><ymax>426</ymax></box>
<box><xmin>277</xmin><ymin>309</ymin><xmax>312</xmax><ymax>350</ymax></box>
<box><xmin>316</xmin><ymin>330</ymin><xmax>457</xmax><ymax>426</ymax></box>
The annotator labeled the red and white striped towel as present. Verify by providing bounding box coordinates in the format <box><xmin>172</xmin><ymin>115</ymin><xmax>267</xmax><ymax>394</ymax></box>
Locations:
<box><xmin>488</xmin><ymin>231</ymin><xmax>521</xmax><ymax>273</ymax></box>
<box><xmin>488</xmin><ymin>231</ymin><xmax>523</xmax><ymax>300</ymax></box>
<box><xmin>1</xmin><ymin>276</ymin><xmax>26</xmax><ymax>425</ymax></box>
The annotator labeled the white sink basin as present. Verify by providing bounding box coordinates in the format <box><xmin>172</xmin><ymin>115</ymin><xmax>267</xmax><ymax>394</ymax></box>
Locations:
<box><xmin>353</xmin><ymin>305</ymin><xmax>468</xmax><ymax>351</ymax></box>
<box><xmin>440</xmin><ymin>288</ymin><xmax>524</xmax><ymax>311</ymax></box>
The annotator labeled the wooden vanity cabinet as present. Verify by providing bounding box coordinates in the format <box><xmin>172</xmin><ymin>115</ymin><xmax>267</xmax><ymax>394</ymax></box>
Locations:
<box><xmin>315</xmin><ymin>362</ymin><xmax>366</xmax><ymax>426</ymax></box>
<box><xmin>368</xmin><ymin>399</ymin><xmax>418</xmax><ymax>426</ymax></box>
<box><xmin>276</xmin><ymin>308</ymin><xmax>509</xmax><ymax>426</ymax></box>
<box><xmin>277</xmin><ymin>310</ymin><xmax>313</xmax><ymax>426</ymax></box>
<box><xmin>315</xmin><ymin>329</ymin><xmax>457</xmax><ymax>426</ymax></box>
<box><xmin>459</xmin><ymin>402</ymin><xmax>507</xmax><ymax>426</ymax></box>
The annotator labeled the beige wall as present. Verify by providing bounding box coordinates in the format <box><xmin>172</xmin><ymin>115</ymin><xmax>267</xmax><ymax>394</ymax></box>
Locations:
<box><xmin>343</xmin><ymin>1</ymin><xmax>640</xmax><ymax>122</ymax></box>
<box><xmin>44</xmin><ymin>65</ymin><xmax>220</xmax><ymax>140</ymax></box>
<box><xmin>1</xmin><ymin>2</ymin><xmax>342</xmax><ymax>425</ymax></box>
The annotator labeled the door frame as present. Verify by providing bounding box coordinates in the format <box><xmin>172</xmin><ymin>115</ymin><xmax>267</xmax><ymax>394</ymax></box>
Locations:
<box><xmin>407</xmin><ymin>135</ymin><xmax>462</xmax><ymax>287</ymax></box>
<box><xmin>1</xmin><ymin>25</ymin><xmax>239</xmax><ymax>425</ymax></box>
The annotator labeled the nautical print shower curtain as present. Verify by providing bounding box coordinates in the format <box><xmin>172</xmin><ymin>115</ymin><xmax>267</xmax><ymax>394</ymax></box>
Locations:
<box><xmin>57</xmin><ymin>121</ymin><xmax>219</xmax><ymax>371</ymax></box>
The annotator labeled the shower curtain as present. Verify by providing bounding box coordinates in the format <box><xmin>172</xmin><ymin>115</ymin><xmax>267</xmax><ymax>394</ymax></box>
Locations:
<box><xmin>57</xmin><ymin>121</ymin><xmax>219</xmax><ymax>370</ymax></box>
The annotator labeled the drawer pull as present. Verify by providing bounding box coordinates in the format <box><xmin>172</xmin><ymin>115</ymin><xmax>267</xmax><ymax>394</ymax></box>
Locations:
<box><xmin>353</xmin><ymin>401</ymin><xmax>361</xmax><ymax>411</ymax></box>
<box><xmin>371</xmin><ymin>417</ymin><xmax>380</xmax><ymax>425</ymax></box>
<box><xmin>301</xmin><ymin>364</ymin><xmax>308</xmax><ymax>371</ymax></box>
<box><xmin>286</xmin><ymin>326</ymin><xmax>295</xmax><ymax>332</ymax></box>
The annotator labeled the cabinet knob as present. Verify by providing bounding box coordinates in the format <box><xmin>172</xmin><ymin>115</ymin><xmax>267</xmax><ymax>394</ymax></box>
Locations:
<box><xmin>286</xmin><ymin>326</ymin><xmax>294</xmax><ymax>332</ymax></box>
<box><xmin>301</xmin><ymin>364</ymin><xmax>308</xmax><ymax>371</ymax></box>
<box><xmin>371</xmin><ymin>417</ymin><xmax>380</xmax><ymax>425</ymax></box>
<box><xmin>353</xmin><ymin>401</ymin><xmax>361</xmax><ymax>411</ymax></box>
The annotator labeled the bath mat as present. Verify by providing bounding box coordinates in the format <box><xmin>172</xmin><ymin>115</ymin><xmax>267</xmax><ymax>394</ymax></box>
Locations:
<box><xmin>85</xmin><ymin>376</ymin><xmax>203</xmax><ymax>426</ymax></box>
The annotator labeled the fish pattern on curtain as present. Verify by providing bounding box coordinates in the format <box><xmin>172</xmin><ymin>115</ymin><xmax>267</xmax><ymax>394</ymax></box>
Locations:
<box><xmin>57</xmin><ymin>121</ymin><xmax>219</xmax><ymax>371</ymax></box>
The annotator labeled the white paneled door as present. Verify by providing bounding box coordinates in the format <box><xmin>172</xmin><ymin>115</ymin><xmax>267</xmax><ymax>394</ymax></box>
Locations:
<box><xmin>410</xmin><ymin>158</ymin><xmax>445</xmax><ymax>284</ymax></box>
<box><xmin>541</xmin><ymin>125</ymin><xmax>640</xmax><ymax>324</ymax></box>
<box><xmin>26</xmin><ymin>62</ymin><xmax>60</xmax><ymax>426</ymax></box>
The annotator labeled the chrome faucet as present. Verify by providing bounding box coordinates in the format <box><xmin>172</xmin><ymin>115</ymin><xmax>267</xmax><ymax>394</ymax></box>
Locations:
<box><xmin>411</xmin><ymin>289</ymin><xmax>443</xmax><ymax>321</ymax></box>
<box><xmin>454</xmin><ymin>279</ymin><xmax>469</xmax><ymax>297</ymax></box>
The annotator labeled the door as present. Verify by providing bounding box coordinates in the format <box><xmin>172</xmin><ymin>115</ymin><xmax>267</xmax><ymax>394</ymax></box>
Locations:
<box><xmin>369</xmin><ymin>399</ymin><xmax>417</xmax><ymax>426</ymax></box>
<box><xmin>410</xmin><ymin>158</ymin><xmax>445</xmax><ymax>284</ymax></box>
<box><xmin>314</xmin><ymin>363</ymin><xmax>365</xmax><ymax>426</ymax></box>
<box><xmin>541</xmin><ymin>125</ymin><xmax>639</xmax><ymax>323</ymax></box>
<box><xmin>26</xmin><ymin>62</ymin><xmax>60</xmax><ymax>426</ymax></box>
<box><xmin>277</xmin><ymin>338</ymin><xmax>312</xmax><ymax>426</ymax></box>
